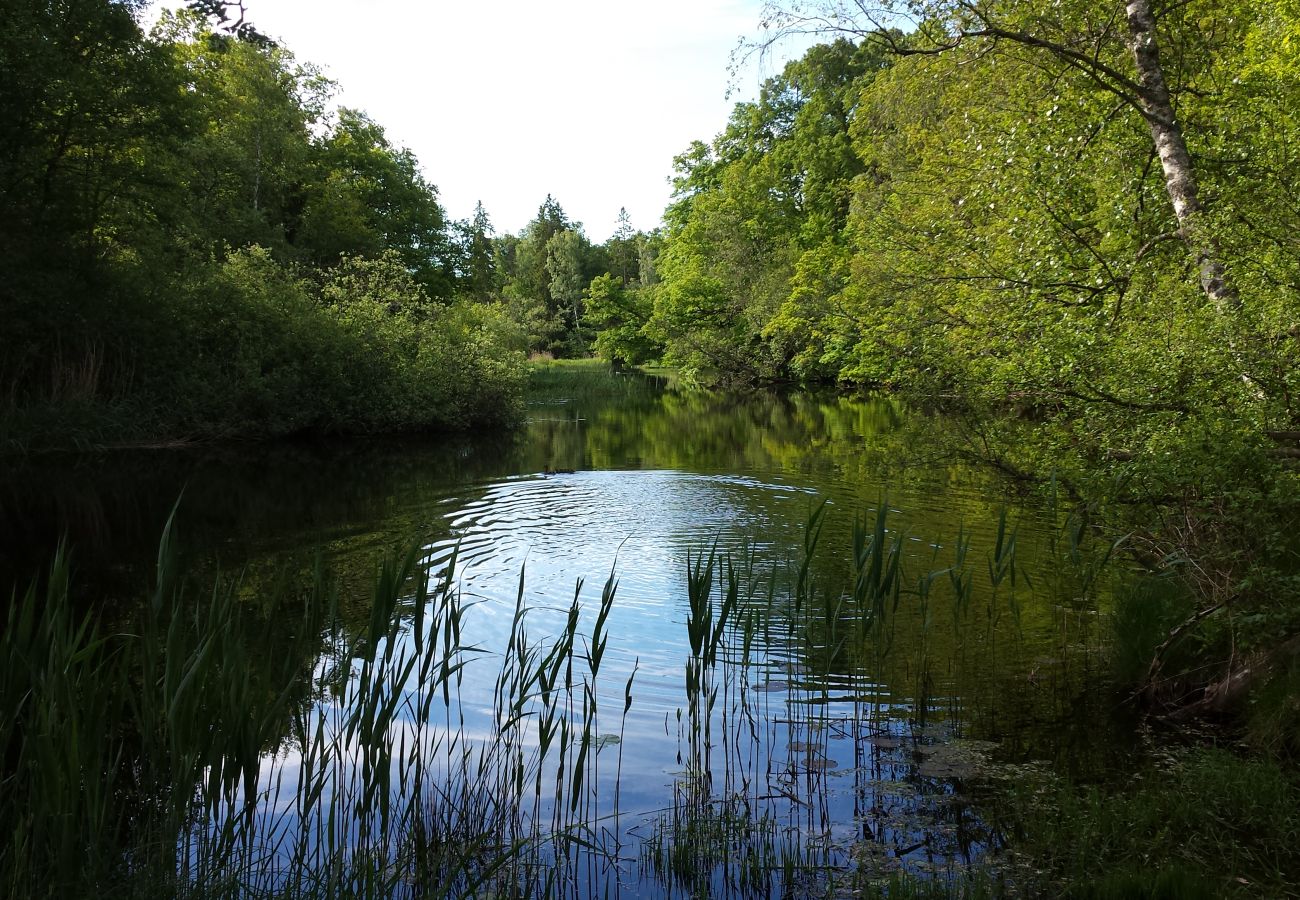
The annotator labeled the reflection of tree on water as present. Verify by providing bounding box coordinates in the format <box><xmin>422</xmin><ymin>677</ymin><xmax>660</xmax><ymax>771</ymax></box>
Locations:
<box><xmin>639</xmin><ymin>517</ymin><xmax>1122</xmax><ymax>895</ymax></box>
<box><xmin>640</xmin><ymin>563</ymin><xmax>1015</xmax><ymax>895</ymax></box>
<box><xmin>0</xmin><ymin>533</ymin><xmax>337</xmax><ymax>896</ymax></box>
<box><xmin>0</xmin><ymin>433</ymin><xmax>525</xmax><ymax>603</ymax></box>
<box><xmin>1</xmin><ymin>374</ymin><xmax>1144</xmax><ymax>895</ymax></box>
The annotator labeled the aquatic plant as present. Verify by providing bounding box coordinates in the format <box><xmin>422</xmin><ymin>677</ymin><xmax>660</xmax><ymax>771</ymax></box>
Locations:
<box><xmin>5</xmin><ymin>498</ymin><xmax>1293</xmax><ymax>898</ymax></box>
<box><xmin>0</xmin><ymin>517</ymin><xmax>630</xmax><ymax>898</ymax></box>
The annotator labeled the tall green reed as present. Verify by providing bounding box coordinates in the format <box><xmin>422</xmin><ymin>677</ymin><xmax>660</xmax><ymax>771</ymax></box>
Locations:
<box><xmin>1</xmin><ymin>514</ymin><xmax>632</xmax><ymax>898</ymax></box>
<box><xmin>642</xmin><ymin>498</ymin><xmax>1124</xmax><ymax>898</ymax></box>
<box><xmin>2</xmin><ymin>494</ymin><xmax>1124</xmax><ymax>899</ymax></box>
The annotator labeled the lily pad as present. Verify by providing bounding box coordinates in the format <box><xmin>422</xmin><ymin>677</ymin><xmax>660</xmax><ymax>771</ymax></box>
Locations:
<box><xmin>913</xmin><ymin>739</ymin><xmax>1002</xmax><ymax>780</ymax></box>
<box><xmin>803</xmin><ymin>757</ymin><xmax>839</xmax><ymax>772</ymax></box>
<box><xmin>866</xmin><ymin>735</ymin><xmax>903</xmax><ymax>750</ymax></box>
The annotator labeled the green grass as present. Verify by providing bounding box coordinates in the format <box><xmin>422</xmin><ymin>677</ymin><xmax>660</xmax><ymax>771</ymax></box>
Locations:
<box><xmin>995</xmin><ymin>746</ymin><xmax>1300</xmax><ymax>898</ymax></box>
<box><xmin>0</xmin><ymin>516</ymin><xmax>628</xmax><ymax>898</ymax></box>
<box><xmin>4</xmin><ymin>503</ymin><xmax>1298</xmax><ymax>898</ymax></box>
<box><xmin>527</xmin><ymin>357</ymin><xmax>671</xmax><ymax>406</ymax></box>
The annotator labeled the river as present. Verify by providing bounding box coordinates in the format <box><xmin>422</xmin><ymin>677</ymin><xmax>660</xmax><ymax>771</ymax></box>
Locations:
<box><xmin>0</xmin><ymin>365</ymin><xmax>1139</xmax><ymax>897</ymax></box>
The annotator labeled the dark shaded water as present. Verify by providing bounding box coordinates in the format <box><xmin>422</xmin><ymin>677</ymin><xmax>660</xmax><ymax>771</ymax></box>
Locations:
<box><xmin>1</xmin><ymin>368</ymin><xmax>1137</xmax><ymax>895</ymax></box>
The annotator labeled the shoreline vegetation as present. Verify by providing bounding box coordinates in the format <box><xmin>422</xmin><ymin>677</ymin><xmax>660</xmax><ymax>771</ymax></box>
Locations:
<box><xmin>2</xmin><ymin>5</ymin><xmax>531</xmax><ymax>455</ymax></box>
<box><xmin>4</xmin><ymin>500</ymin><xmax>1298</xmax><ymax>898</ymax></box>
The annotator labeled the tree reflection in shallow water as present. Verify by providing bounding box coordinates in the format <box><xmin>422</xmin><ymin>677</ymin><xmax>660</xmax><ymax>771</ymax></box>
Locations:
<box><xmin>0</xmin><ymin>369</ymin><xmax>1140</xmax><ymax>896</ymax></box>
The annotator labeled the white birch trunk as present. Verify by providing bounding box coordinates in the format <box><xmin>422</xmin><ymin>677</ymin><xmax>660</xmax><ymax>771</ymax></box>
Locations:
<box><xmin>1125</xmin><ymin>0</ymin><xmax>1238</xmax><ymax>309</ymax></box>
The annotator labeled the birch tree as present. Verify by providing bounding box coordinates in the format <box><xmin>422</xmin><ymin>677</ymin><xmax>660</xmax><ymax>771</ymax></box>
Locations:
<box><xmin>756</xmin><ymin>0</ymin><xmax>1239</xmax><ymax>309</ymax></box>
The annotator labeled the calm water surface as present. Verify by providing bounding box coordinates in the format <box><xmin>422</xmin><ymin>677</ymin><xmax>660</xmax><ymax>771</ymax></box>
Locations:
<box><xmin>1</xmin><ymin>371</ymin><xmax>1135</xmax><ymax>895</ymax></box>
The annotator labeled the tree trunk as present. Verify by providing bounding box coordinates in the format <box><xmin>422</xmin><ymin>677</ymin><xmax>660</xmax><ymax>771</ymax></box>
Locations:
<box><xmin>1166</xmin><ymin>633</ymin><xmax>1300</xmax><ymax>721</ymax></box>
<box><xmin>1125</xmin><ymin>0</ymin><xmax>1238</xmax><ymax>309</ymax></box>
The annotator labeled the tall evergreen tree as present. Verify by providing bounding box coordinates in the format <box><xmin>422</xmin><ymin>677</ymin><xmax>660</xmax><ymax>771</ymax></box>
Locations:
<box><xmin>611</xmin><ymin>207</ymin><xmax>636</xmax><ymax>286</ymax></box>
<box><xmin>458</xmin><ymin>201</ymin><xmax>497</xmax><ymax>301</ymax></box>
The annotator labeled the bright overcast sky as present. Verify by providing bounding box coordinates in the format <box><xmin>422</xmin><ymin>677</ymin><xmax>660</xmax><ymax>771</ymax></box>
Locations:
<box><xmin>153</xmin><ymin>1</ymin><xmax>805</xmax><ymax>241</ymax></box>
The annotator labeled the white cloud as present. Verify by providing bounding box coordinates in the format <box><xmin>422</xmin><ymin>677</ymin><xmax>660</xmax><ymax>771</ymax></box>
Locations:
<box><xmin>154</xmin><ymin>0</ymin><xmax>802</xmax><ymax>240</ymax></box>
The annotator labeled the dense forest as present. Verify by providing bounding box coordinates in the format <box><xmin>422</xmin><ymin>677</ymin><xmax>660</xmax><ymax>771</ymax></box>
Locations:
<box><xmin>0</xmin><ymin>0</ymin><xmax>660</xmax><ymax>448</ymax></box>
<box><xmin>631</xmin><ymin>0</ymin><xmax>1300</xmax><ymax>721</ymax></box>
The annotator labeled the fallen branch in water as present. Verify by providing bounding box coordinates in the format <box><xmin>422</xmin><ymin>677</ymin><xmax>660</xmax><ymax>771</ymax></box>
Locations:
<box><xmin>1137</xmin><ymin>602</ymin><xmax>1225</xmax><ymax>707</ymax></box>
<box><xmin>1164</xmin><ymin>633</ymin><xmax>1300</xmax><ymax>723</ymax></box>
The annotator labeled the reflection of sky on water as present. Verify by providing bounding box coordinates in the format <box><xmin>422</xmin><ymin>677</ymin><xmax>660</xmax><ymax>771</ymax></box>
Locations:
<box><xmin>3</xmin><ymin>380</ymin><xmax>1125</xmax><ymax>895</ymax></box>
<box><xmin>418</xmin><ymin>468</ymin><xmax>831</xmax><ymax>815</ymax></box>
<box><xmin>226</xmin><ymin>459</ymin><xmax>1033</xmax><ymax>894</ymax></box>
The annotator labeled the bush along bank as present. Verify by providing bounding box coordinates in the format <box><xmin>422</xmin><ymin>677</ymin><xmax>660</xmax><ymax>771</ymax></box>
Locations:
<box><xmin>2</xmin><ymin>249</ymin><xmax>528</xmax><ymax>452</ymax></box>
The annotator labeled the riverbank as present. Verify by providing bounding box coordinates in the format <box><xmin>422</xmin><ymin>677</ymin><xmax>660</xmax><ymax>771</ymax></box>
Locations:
<box><xmin>3</xmin><ymin>253</ymin><xmax>529</xmax><ymax>455</ymax></box>
<box><xmin>6</xmin><ymin>507</ymin><xmax>1298</xmax><ymax>897</ymax></box>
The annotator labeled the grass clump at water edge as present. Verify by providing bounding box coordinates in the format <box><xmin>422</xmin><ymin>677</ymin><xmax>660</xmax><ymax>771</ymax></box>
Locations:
<box><xmin>527</xmin><ymin>357</ymin><xmax>672</xmax><ymax>406</ymax></box>
<box><xmin>0</xmin><ymin>516</ymin><xmax>631</xmax><ymax>898</ymax></box>
<box><xmin>3</xmin><ymin>502</ymin><xmax>1299</xmax><ymax>898</ymax></box>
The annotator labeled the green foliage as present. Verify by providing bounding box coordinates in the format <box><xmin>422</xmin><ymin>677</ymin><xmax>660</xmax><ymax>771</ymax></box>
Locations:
<box><xmin>546</xmin><ymin>228</ymin><xmax>589</xmax><ymax>355</ymax></box>
<box><xmin>2</xmin><ymin>3</ymin><xmax>522</xmax><ymax>448</ymax></box>
<box><xmin>660</xmin><ymin>1</ymin><xmax>1300</xmax><ymax>419</ymax></box>
<box><xmin>650</xmin><ymin>1</ymin><xmax>1300</xmax><ymax>696</ymax></box>
<box><xmin>0</xmin><ymin>524</ymin><xmax>331</xmax><ymax>896</ymax></box>
<box><xmin>1005</xmin><ymin>747</ymin><xmax>1300</xmax><ymax>898</ymax></box>
<box><xmin>652</xmin><ymin>38</ymin><xmax>888</xmax><ymax>384</ymax></box>
<box><xmin>489</xmin><ymin>197</ymin><xmax>660</xmax><ymax>359</ymax></box>
<box><xmin>1246</xmin><ymin>656</ymin><xmax>1300</xmax><ymax>759</ymax></box>
<box><xmin>498</xmin><ymin>197</ymin><xmax>573</xmax><ymax>354</ymax></box>
<box><xmin>303</xmin><ymin>109</ymin><xmax>455</xmax><ymax>297</ymax></box>
<box><xmin>142</xmin><ymin>248</ymin><xmax>526</xmax><ymax>437</ymax></box>
<box><xmin>454</xmin><ymin>201</ymin><xmax>498</xmax><ymax>302</ymax></box>
<box><xmin>584</xmin><ymin>273</ymin><xmax>657</xmax><ymax>366</ymax></box>
<box><xmin>1109</xmin><ymin>577</ymin><xmax>1196</xmax><ymax>687</ymax></box>
<box><xmin>0</xmin><ymin>520</ymin><xmax>630</xmax><ymax>897</ymax></box>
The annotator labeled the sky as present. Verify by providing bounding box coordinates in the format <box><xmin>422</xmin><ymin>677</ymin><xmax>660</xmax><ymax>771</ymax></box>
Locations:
<box><xmin>155</xmin><ymin>1</ymin><xmax>803</xmax><ymax>241</ymax></box>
